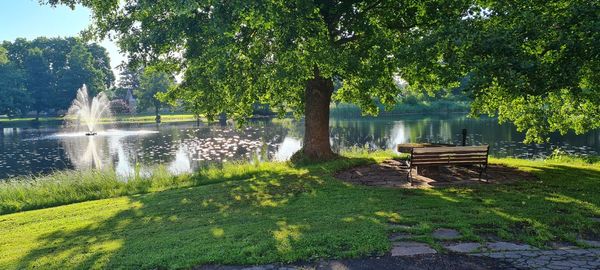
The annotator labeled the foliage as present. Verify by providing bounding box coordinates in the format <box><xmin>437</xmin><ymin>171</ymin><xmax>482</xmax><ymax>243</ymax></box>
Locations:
<box><xmin>108</xmin><ymin>99</ymin><xmax>131</xmax><ymax>114</ymax></box>
<box><xmin>104</xmin><ymin>86</ymin><xmax>129</xmax><ymax>100</ymax></box>
<box><xmin>0</xmin><ymin>114</ymin><xmax>197</xmax><ymax>127</ymax></box>
<box><xmin>330</xmin><ymin>100</ymin><xmax>470</xmax><ymax>118</ymax></box>
<box><xmin>118</xmin><ymin>64</ymin><xmax>142</xmax><ymax>91</ymax></box>
<box><xmin>56</xmin><ymin>43</ymin><xmax>108</xmax><ymax>108</ymax></box>
<box><xmin>0</xmin><ymin>37</ymin><xmax>114</xmax><ymax>114</ymax></box>
<box><xmin>0</xmin><ymin>153</ymin><xmax>599</xmax><ymax>268</ymax></box>
<box><xmin>135</xmin><ymin>67</ymin><xmax>175</xmax><ymax>115</ymax></box>
<box><xmin>397</xmin><ymin>1</ymin><xmax>600</xmax><ymax>142</ymax></box>
<box><xmin>0</xmin><ymin>46</ymin><xmax>7</xmax><ymax>64</ymax></box>
<box><xmin>45</xmin><ymin>0</ymin><xmax>600</xmax><ymax>145</ymax></box>
<box><xmin>23</xmin><ymin>48</ymin><xmax>53</xmax><ymax>115</ymax></box>
<box><xmin>0</xmin><ymin>47</ymin><xmax>30</xmax><ymax>117</ymax></box>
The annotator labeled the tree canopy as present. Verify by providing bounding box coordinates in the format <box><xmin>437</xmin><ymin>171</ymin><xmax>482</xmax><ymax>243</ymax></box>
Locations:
<box><xmin>0</xmin><ymin>46</ymin><xmax>29</xmax><ymax>118</ymax></box>
<box><xmin>408</xmin><ymin>0</ymin><xmax>600</xmax><ymax>142</ymax></box>
<box><xmin>1</xmin><ymin>37</ymin><xmax>114</xmax><ymax>116</ymax></box>
<box><xmin>45</xmin><ymin>0</ymin><xmax>599</xmax><ymax>156</ymax></box>
<box><xmin>136</xmin><ymin>67</ymin><xmax>175</xmax><ymax>120</ymax></box>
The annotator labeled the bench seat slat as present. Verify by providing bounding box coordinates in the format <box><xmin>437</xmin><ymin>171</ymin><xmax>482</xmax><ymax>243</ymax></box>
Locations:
<box><xmin>412</xmin><ymin>146</ymin><xmax>488</xmax><ymax>154</ymax></box>
<box><xmin>410</xmin><ymin>160</ymin><xmax>488</xmax><ymax>165</ymax></box>
<box><xmin>410</xmin><ymin>157</ymin><xmax>487</xmax><ymax>163</ymax></box>
<box><xmin>411</xmin><ymin>153</ymin><xmax>488</xmax><ymax>158</ymax></box>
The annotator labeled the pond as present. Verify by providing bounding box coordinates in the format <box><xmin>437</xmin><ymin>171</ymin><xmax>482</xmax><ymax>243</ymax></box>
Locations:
<box><xmin>1</xmin><ymin>114</ymin><xmax>599</xmax><ymax>180</ymax></box>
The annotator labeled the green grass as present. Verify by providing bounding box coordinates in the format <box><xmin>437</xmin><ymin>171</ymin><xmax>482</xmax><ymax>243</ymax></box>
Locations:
<box><xmin>108</xmin><ymin>114</ymin><xmax>197</xmax><ymax>123</ymax></box>
<box><xmin>0</xmin><ymin>161</ymin><xmax>314</xmax><ymax>215</ymax></box>
<box><xmin>0</xmin><ymin>114</ymin><xmax>197</xmax><ymax>126</ymax></box>
<box><xmin>0</xmin><ymin>152</ymin><xmax>599</xmax><ymax>269</ymax></box>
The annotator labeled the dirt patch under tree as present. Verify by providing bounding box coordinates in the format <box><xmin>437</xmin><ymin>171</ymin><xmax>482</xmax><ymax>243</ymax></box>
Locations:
<box><xmin>335</xmin><ymin>159</ymin><xmax>537</xmax><ymax>188</ymax></box>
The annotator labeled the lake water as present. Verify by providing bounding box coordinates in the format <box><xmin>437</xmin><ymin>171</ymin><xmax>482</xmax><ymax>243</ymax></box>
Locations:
<box><xmin>1</xmin><ymin>114</ymin><xmax>599</xmax><ymax>180</ymax></box>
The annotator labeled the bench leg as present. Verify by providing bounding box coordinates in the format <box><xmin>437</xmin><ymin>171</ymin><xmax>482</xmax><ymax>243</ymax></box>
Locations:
<box><xmin>478</xmin><ymin>163</ymin><xmax>488</xmax><ymax>181</ymax></box>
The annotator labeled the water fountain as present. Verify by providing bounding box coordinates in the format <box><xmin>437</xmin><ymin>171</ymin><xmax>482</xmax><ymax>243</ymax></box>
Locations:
<box><xmin>66</xmin><ymin>85</ymin><xmax>112</xmax><ymax>135</ymax></box>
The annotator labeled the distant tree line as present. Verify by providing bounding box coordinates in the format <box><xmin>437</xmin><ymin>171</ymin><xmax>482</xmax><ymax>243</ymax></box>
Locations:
<box><xmin>0</xmin><ymin>37</ymin><xmax>114</xmax><ymax>119</ymax></box>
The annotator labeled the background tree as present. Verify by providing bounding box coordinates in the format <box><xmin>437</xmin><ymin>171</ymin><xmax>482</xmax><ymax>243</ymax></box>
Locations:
<box><xmin>46</xmin><ymin>0</ymin><xmax>599</xmax><ymax>160</ymax></box>
<box><xmin>56</xmin><ymin>43</ymin><xmax>107</xmax><ymax>110</ymax></box>
<box><xmin>136</xmin><ymin>67</ymin><xmax>174</xmax><ymax>123</ymax></box>
<box><xmin>87</xmin><ymin>43</ymin><xmax>115</xmax><ymax>88</ymax></box>
<box><xmin>118</xmin><ymin>64</ymin><xmax>142</xmax><ymax>92</ymax></box>
<box><xmin>23</xmin><ymin>48</ymin><xmax>53</xmax><ymax>119</ymax></box>
<box><xmin>105</xmin><ymin>86</ymin><xmax>129</xmax><ymax>100</ymax></box>
<box><xmin>1</xmin><ymin>37</ymin><xmax>114</xmax><ymax>115</ymax></box>
<box><xmin>0</xmin><ymin>46</ymin><xmax>30</xmax><ymax>118</ymax></box>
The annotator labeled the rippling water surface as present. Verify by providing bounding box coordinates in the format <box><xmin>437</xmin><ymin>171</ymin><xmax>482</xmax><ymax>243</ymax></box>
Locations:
<box><xmin>1</xmin><ymin>114</ymin><xmax>599</xmax><ymax>179</ymax></box>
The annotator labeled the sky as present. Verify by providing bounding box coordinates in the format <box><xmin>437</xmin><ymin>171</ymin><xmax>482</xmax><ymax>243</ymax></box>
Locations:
<box><xmin>0</xmin><ymin>0</ymin><xmax>123</xmax><ymax>77</ymax></box>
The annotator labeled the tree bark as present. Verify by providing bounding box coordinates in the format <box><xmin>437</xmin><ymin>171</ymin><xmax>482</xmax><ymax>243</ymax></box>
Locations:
<box><xmin>155</xmin><ymin>107</ymin><xmax>161</xmax><ymax>123</ymax></box>
<box><xmin>219</xmin><ymin>112</ymin><xmax>227</xmax><ymax>126</ymax></box>
<box><xmin>302</xmin><ymin>69</ymin><xmax>335</xmax><ymax>160</ymax></box>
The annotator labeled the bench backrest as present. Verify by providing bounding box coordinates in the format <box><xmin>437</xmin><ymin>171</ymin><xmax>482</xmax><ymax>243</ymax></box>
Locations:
<box><xmin>410</xmin><ymin>145</ymin><xmax>489</xmax><ymax>166</ymax></box>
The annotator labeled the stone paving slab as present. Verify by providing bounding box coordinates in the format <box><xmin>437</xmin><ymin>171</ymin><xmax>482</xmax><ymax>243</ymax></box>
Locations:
<box><xmin>473</xmin><ymin>248</ymin><xmax>600</xmax><ymax>270</ymax></box>
<box><xmin>444</xmin><ymin>242</ymin><xmax>482</xmax><ymax>253</ymax></box>
<box><xmin>390</xmin><ymin>241</ymin><xmax>437</xmax><ymax>256</ymax></box>
<box><xmin>387</xmin><ymin>223</ymin><xmax>414</xmax><ymax>231</ymax></box>
<box><xmin>432</xmin><ymin>228</ymin><xmax>462</xmax><ymax>240</ymax></box>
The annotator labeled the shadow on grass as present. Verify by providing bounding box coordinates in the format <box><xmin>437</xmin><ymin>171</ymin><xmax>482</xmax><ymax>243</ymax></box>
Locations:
<box><xmin>8</xmin><ymin>159</ymin><xmax>600</xmax><ymax>269</ymax></box>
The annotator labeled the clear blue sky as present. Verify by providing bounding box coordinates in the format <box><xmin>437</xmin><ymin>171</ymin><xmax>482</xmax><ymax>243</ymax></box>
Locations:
<box><xmin>0</xmin><ymin>0</ymin><xmax>123</xmax><ymax>76</ymax></box>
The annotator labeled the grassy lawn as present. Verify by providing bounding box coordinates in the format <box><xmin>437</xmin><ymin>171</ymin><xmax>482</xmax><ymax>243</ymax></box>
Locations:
<box><xmin>109</xmin><ymin>114</ymin><xmax>197</xmax><ymax>123</ymax></box>
<box><xmin>0</xmin><ymin>153</ymin><xmax>599</xmax><ymax>269</ymax></box>
<box><xmin>0</xmin><ymin>114</ymin><xmax>197</xmax><ymax>126</ymax></box>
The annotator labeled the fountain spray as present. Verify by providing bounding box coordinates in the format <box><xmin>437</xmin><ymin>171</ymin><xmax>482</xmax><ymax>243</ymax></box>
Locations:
<box><xmin>66</xmin><ymin>85</ymin><xmax>112</xmax><ymax>135</ymax></box>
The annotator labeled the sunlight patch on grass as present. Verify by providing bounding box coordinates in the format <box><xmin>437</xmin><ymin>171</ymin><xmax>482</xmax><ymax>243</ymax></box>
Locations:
<box><xmin>273</xmin><ymin>221</ymin><xmax>305</xmax><ymax>254</ymax></box>
<box><xmin>545</xmin><ymin>193</ymin><xmax>600</xmax><ymax>214</ymax></box>
<box><xmin>211</xmin><ymin>227</ymin><xmax>225</xmax><ymax>238</ymax></box>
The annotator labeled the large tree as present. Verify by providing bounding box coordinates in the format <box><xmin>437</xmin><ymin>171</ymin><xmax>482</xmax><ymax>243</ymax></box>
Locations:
<box><xmin>136</xmin><ymin>67</ymin><xmax>175</xmax><ymax>122</ymax></box>
<box><xmin>46</xmin><ymin>0</ymin><xmax>599</xmax><ymax>160</ymax></box>
<box><xmin>56</xmin><ymin>43</ymin><xmax>108</xmax><ymax>109</ymax></box>
<box><xmin>2</xmin><ymin>37</ymin><xmax>115</xmax><ymax>114</ymax></box>
<box><xmin>0</xmin><ymin>46</ymin><xmax>30</xmax><ymax>118</ymax></box>
<box><xmin>23</xmin><ymin>48</ymin><xmax>53</xmax><ymax>118</ymax></box>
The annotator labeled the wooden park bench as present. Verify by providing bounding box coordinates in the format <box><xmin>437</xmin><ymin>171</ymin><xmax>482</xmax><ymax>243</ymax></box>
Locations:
<box><xmin>407</xmin><ymin>145</ymin><xmax>490</xmax><ymax>181</ymax></box>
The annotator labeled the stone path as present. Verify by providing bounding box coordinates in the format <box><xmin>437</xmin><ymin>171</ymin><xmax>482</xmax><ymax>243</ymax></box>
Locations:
<box><xmin>391</xmin><ymin>241</ymin><xmax>437</xmax><ymax>256</ymax></box>
<box><xmin>474</xmin><ymin>249</ymin><xmax>600</xmax><ymax>270</ymax></box>
<box><xmin>432</xmin><ymin>228</ymin><xmax>462</xmax><ymax>240</ymax></box>
<box><xmin>387</xmin><ymin>227</ymin><xmax>600</xmax><ymax>269</ymax></box>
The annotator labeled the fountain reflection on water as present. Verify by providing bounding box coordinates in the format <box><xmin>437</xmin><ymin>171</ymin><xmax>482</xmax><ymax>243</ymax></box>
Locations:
<box><xmin>55</xmin><ymin>124</ymin><xmax>285</xmax><ymax>179</ymax></box>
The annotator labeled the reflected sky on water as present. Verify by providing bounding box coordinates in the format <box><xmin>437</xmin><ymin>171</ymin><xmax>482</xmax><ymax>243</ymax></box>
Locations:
<box><xmin>1</xmin><ymin>114</ymin><xmax>599</xmax><ymax>180</ymax></box>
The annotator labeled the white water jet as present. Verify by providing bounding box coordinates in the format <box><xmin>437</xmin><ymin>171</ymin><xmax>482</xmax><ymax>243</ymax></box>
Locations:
<box><xmin>66</xmin><ymin>85</ymin><xmax>112</xmax><ymax>135</ymax></box>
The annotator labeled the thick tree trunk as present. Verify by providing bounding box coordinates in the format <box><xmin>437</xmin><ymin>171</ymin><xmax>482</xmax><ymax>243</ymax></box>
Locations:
<box><xmin>219</xmin><ymin>112</ymin><xmax>227</xmax><ymax>126</ymax></box>
<box><xmin>302</xmin><ymin>70</ymin><xmax>335</xmax><ymax>161</ymax></box>
<box><xmin>155</xmin><ymin>107</ymin><xmax>161</xmax><ymax>123</ymax></box>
